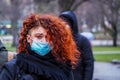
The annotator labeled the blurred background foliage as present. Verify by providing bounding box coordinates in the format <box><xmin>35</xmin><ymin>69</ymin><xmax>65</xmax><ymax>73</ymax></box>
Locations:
<box><xmin>0</xmin><ymin>0</ymin><xmax>120</xmax><ymax>62</ymax></box>
<box><xmin>0</xmin><ymin>0</ymin><xmax>120</xmax><ymax>47</ymax></box>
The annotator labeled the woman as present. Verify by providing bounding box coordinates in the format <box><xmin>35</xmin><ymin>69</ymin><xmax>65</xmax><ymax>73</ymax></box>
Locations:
<box><xmin>0</xmin><ymin>14</ymin><xmax>80</xmax><ymax>80</ymax></box>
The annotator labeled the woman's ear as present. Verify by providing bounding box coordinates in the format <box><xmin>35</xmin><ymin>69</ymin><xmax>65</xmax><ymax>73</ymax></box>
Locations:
<box><xmin>27</xmin><ymin>35</ymin><xmax>32</xmax><ymax>44</ymax></box>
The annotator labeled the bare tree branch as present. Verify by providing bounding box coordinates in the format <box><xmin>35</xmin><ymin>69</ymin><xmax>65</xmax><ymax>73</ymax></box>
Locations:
<box><xmin>99</xmin><ymin>0</ymin><xmax>120</xmax><ymax>46</ymax></box>
<box><xmin>58</xmin><ymin>0</ymin><xmax>74</xmax><ymax>12</ymax></box>
<box><xmin>71</xmin><ymin>0</ymin><xmax>90</xmax><ymax>11</ymax></box>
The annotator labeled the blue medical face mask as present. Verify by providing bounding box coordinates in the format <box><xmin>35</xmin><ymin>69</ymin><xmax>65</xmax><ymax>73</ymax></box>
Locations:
<box><xmin>31</xmin><ymin>40</ymin><xmax>51</xmax><ymax>56</ymax></box>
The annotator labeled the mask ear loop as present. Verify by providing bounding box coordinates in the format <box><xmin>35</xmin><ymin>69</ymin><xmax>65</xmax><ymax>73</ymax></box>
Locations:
<box><xmin>45</xmin><ymin>31</ymin><xmax>53</xmax><ymax>50</ymax></box>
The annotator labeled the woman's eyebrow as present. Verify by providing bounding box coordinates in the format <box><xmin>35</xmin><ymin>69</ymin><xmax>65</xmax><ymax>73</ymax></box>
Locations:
<box><xmin>34</xmin><ymin>33</ymin><xmax>43</xmax><ymax>36</ymax></box>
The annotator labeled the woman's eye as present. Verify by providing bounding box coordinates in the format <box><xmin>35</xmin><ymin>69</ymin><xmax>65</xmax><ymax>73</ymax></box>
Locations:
<box><xmin>36</xmin><ymin>36</ymin><xmax>43</xmax><ymax>39</ymax></box>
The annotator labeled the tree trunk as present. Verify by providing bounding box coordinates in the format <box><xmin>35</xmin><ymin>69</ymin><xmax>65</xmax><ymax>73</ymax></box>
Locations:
<box><xmin>111</xmin><ymin>22</ymin><xmax>117</xmax><ymax>46</ymax></box>
<box><xmin>113</xmin><ymin>34</ymin><xmax>117</xmax><ymax>46</ymax></box>
<box><xmin>11</xmin><ymin>19</ymin><xmax>18</xmax><ymax>47</ymax></box>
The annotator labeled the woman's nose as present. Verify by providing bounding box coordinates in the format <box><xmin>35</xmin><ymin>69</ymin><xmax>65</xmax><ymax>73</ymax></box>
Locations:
<box><xmin>40</xmin><ymin>37</ymin><xmax>46</xmax><ymax>42</ymax></box>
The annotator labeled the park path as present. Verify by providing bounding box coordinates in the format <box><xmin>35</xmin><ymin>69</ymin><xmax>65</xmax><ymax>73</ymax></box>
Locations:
<box><xmin>93</xmin><ymin>62</ymin><xmax>120</xmax><ymax>80</ymax></box>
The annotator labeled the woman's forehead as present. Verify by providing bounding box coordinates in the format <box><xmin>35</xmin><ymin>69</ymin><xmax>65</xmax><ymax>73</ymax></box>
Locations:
<box><xmin>29</xmin><ymin>26</ymin><xmax>47</xmax><ymax>35</ymax></box>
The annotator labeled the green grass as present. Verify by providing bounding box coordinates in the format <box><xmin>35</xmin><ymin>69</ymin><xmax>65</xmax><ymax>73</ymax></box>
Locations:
<box><xmin>92</xmin><ymin>46</ymin><xmax>120</xmax><ymax>62</ymax></box>
<box><xmin>3</xmin><ymin>43</ymin><xmax>120</xmax><ymax>62</ymax></box>
<box><xmin>3</xmin><ymin>43</ymin><xmax>16</xmax><ymax>52</ymax></box>
<box><xmin>94</xmin><ymin>54</ymin><xmax>120</xmax><ymax>62</ymax></box>
<box><xmin>92</xmin><ymin>46</ymin><xmax>120</xmax><ymax>51</ymax></box>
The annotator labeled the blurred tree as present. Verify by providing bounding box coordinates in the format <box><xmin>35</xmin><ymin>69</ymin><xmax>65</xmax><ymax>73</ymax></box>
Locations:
<box><xmin>34</xmin><ymin>0</ymin><xmax>50</xmax><ymax>12</ymax></box>
<box><xmin>34</xmin><ymin>0</ymin><xmax>90</xmax><ymax>13</ymax></box>
<box><xmin>9</xmin><ymin>0</ymin><xmax>22</xmax><ymax>47</ymax></box>
<box><xmin>0</xmin><ymin>0</ymin><xmax>8</xmax><ymax>20</ymax></box>
<box><xmin>34</xmin><ymin>0</ymin><xmax>59</xmax><ymax>14</ymax></box>
<box><xmin>75</xmin><ymin>1</ymin><xmax>101</xmax><ymax>32</ymax></box>
<box><xmin>58</xmin><ymin>0</ymin><xmax>90</xmax><ymax>12</ymax></box>
<box><xmin>0</xmin><ymin>0</ymin><xmax>22</xmax><ymax>47</ymax></box>
<box><xmin>0</xmin><ymin>0</ymin><xmax>34</xmax><ymax>47</ymax></box>
<box><xmin>98</xmin><ymin>0</ymin><xmax>120</xmax><ymax>46</ymax></box>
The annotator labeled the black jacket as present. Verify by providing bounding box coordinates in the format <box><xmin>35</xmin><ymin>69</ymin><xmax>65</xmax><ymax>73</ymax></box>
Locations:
<box><xmin>60</xmin><ymin>11</ymin><xmax>94</xmax><ymax>80</ymax></box>
<box><xmin>0</xmin><ymin>40</ymin><xmax>8</xmax><ymax>67</ymax></box>
<box><xmin>0</xmin><ymin>44</ymin><xmax>72</xmax><ymax>80</ymax></box>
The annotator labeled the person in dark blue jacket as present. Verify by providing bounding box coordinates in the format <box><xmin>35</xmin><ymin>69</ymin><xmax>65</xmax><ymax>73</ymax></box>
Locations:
<box><xmin>0</xmin><ymin>14</ymin><xmax>80</xmax><ymax>80</ymax></box>
<box><xmin>0</xmin><ymin>40</ymin><xmax>16</xmax><ymax>68</ymax></box>
<box><xmin>59</xmin><ymin>11</ymin><xmax>94</xmax><ymax>80</ymax></box>
<box><xmin>0</xmin><ymin>40</ymin><xmax>8</xmax><ymax>67</ymax></box>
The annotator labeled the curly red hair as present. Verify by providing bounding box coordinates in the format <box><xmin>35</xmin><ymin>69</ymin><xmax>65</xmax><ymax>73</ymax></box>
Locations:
<box><xmin>18</xmin><ymin>14</ymin><xmax>80</xmax><ymax>68</ymax></box>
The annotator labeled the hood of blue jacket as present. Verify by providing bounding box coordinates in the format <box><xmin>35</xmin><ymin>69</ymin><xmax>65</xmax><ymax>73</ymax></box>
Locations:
<box><xmin>59</xmin><ymin>11</ymin><xmax>79</xmax><ymax>35</ymax></box>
